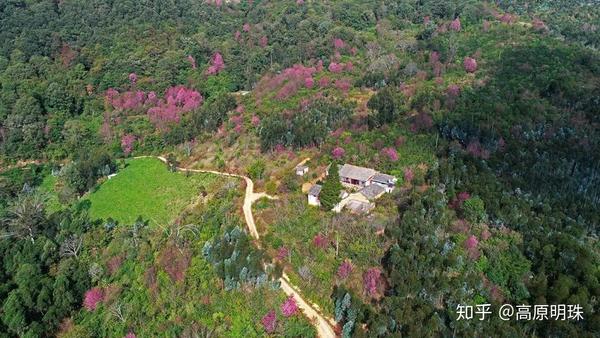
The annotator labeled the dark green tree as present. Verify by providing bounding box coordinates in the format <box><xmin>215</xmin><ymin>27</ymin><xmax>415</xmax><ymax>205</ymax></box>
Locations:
<box><xmin>320</xmin><ymin>164</ymin><xmax>343</xmax><ymax>211</ymax></box>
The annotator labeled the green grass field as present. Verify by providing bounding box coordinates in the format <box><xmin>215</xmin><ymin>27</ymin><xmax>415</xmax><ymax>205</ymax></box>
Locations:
<box><xmin>87</xmin><ymin>157</ymin><xmax>216</xmax><ymax>226</ymax></box>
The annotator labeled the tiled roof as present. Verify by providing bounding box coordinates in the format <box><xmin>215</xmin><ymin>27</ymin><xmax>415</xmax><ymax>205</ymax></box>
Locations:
<box><xmin>372</xmin><ymin>173</ymin><xmax>396</xmax><ymax>184</ymax></box>
<box><xmin>338</xmin><ymin>164</ymin><xmax>377</xmax><ymax>182</ymax></box>
<box><xmin>346</xmin><ymin>200</ymin><xmax>374</xmax><ymax>213</ymax></box>
<box><xmin>359</xmin><ymin>184</ymin><xmax>386</xmax><ymax>200</ymax></box>
<box><xmin>308</xmin><ymin>184</ymin><xmax>322</xmax><ymax>196</ymax></box>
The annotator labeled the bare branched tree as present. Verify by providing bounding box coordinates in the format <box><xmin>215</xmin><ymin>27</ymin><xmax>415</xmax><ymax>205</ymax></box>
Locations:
<box><xmin>109</xmin><ymin>302</ymin><xmax>126</xmax><ymax>322</ymax></box>
<box><xmin>88</xmin><ymin>262</ymin><xmax>104</xmax><ymax>281</ymax></box>
<box><xmin>4</xmin><ymin>192</ymin><xmax>47</xmax><ymax>243</ymax></box>
<box><xmin>60</xmin><ymin>235</ymin><xmax>83</xmax><ymax>259</ymax></box>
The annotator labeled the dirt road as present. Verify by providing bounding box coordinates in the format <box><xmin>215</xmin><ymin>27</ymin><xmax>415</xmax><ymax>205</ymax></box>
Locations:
<box><xmin>150</xmin><ymin>156</ymin><xmax>337</xmax><ymax>337</ymax></box>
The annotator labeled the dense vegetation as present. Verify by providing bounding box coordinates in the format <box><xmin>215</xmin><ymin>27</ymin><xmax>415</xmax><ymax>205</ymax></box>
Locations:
<box><xmin>1</xmin><ymin>0</ymin><xmax>598</xmax><ymax>337</ymax></box>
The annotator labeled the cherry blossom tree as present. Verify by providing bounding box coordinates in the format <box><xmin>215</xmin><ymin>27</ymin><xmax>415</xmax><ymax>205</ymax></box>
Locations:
<box><xmin>381</xmin><ymin>147</ymin><xmax>398</xmax><ymax>161</ymax></box>
<box><xmin>403</xmin><ymin>167</ymin><xmax>414</xmax><ymax>183</ymax></box>
<box><xmin>187</xmin><ymin>55</ymin><xmax>197</xmax><ymax>69</ymax></box>
<box><xmin>281</xmin><ymin>296</ymin><xmax>298</xmax><ymax>317</ymax></box>
<box><xmin>335</xmin><ymin>78</ymin><xmax>351</xmax><ymax>93</ymax></box>
<box><xmin>261</xmin><ymin>310</ymin><xmax>277</xmax><ymax>333</ymax></box>
<box><xmin>313</xmin><ymin>233</ymin><xmax>327</xmax><ymax>249</ymax></box>
<box><xmin>328</xmin><ymin>62</ymin><xmax>343</xmax><ymax>73</ymax></box>
<box><xmin>277</xmin><ymin>246</ymin><xmax>289</xmax><ymax>260</ymax></box>
<box><xmin>147</xmin><ymin>86</ymin><xmax>203</xmax><ymax>128</ymax></box>
<box><xmin>467</xmin><ymin>140</ymin><xmax>490</xmax><ymax>159</ymax></box>
<box><xmin>337</xmin><ymin>260</ymin><xmax>353</xmax><ymax>279</ymax></box>
<box><xmin>332</xmin><ymin>146</ymin><xmax>345</xmax><ymax>159</ymax></box>
<box><xmin>363</xmin><ymin>268</ymin><xmax>381</xmax><ymax>297</ymax></box>
<box><xmin>124</xmin><ymin>333</ymin><xmax>136</xmax><ymax>338</ymax></box>
<box><xmin>482</xmin><ymin>20</ymin><xmax>491</xmax><ymax>32</ymax></box>
<box><xmin>446</xmin><ymin>84</ymin><xmax>460</xmax><ymax>97</ymax></box>
<box><xmin>450</xmin><ymin>18</ymin><xmax>461</xmax><ymax>31</ymax></box>
<box><xmin>345</xmin><ymin>61</ymin><xmax>354</xmax><ymax>72</ymax></box>
<box><xmin>463</xmin><ymin>57</ymin><xmax>478</xmax><ymax>73</ymax></box>
<box><xmin>464</xmin><ymin>235</ymin><xmax>480</xmax><ymax>259</ymax></box>
<box><xmin>121</xmin><ymin>134</ymin><xmax>135</xmax><ymax>156</ymax></box>
<box><xmin>304</xmin><ymin>77</ymin><xmax>314</xmax><ymax>89</ymax></box>
<box><xmin>251</xmin><ymin>115</ymin><xmax>261</xmax><ymax>127</ymax></box>
<box><xmin>259</xmin><ymin>36</ymin><xmax>268</xmax><ymax>48</ymax></box>
<box><xmin>243</xmin><ymin>23</ymin><xmax>251</xmax><ymax>32</ymax></box>
<box><xmin>83</xmin><ymin>287</ymin><xmax>104</xmax><ymax>311</ymax></box>
<box><xmin>333</xmin><ymin>38</ymin><xmax>345</xmax><ymax>50</ymax></box>
<box><xmin>318</xmin><ymin>77</ymin><xmax>330</xmax><ymax>88</ymax></box>
<box><xmin>206</xmin><ymin>52</ymin><xmax>225</xmax><ymax>75</ymax></box>
<box><xmin>128</xmin><ymin>73</ymin><xmax>137</xmax><ymax>85</ymax></box>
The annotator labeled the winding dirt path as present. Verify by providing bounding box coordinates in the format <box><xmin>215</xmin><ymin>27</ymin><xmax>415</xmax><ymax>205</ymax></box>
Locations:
<box><xmin>147</xmin><ymin>156</ymin><xmax>337</xmax><ymax>337</ymax></box>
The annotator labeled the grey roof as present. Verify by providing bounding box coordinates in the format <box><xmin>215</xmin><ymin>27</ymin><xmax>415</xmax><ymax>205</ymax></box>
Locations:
<box><xmin>295</xmin><ymin>165</ymin><xmax>308</xmax><ymax>170</ymax></box>
<box><xmin>308</xmin><ymin>184</ymin><xmax>322</xmax><ymax>197</ymax></box>
<box><xmin>338</xmin><ymin>164</ymin><xmax>377</xmax><ymax>182</ymax></box>
<box><xmin>372</xmin><ymin>173</ymin><xmax>397</xmax><ymax>184</ymax></box>
<box><xmin>346</xmin><ymin>200</ymin><xmax>374</xmax><ymax>214</ymax></box>
<box><xmin>359</xmin><ymin>184</ymin><xmax>387</xmax><ymax>200</ymax></box>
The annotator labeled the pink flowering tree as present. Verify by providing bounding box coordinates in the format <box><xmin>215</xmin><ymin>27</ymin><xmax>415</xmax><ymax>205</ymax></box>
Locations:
<box><xmin>121</xmin><ymin>134</ymin><xmax>136</xmax><ymax>156</ymax></box>
<box><xmin>463</xmin><ymin>57</ymin><xmax>478</xmax><ymax>73</ymax></box>
<box><xmin>464</xmin><ymin>235</ymin><xmax>480</xmax><ymax>259</ymax></box>
<box><xmin>334</xmin><ymin>78</ymin><xmax>351</xmax><ymax>93</ymax></box>
<box><xmin>281</xmin><ymin>296</ymin><xmax>298</xmax><ymax>317</ymax></box>
<box><xmin>147</xmin><ymin>86</ymin><xmax>203</xmax><ymax>129</ymax></box>
<box><xmin>332</xmin><ymin>146</ymin><xmax>345</xmax><ymax>160</ymax></box>
<box><xmin>333</xmin><ymin>38</ymin><xmax>345</xmax><ymax>50</ymax></box>
<box><xmin>304</xmin><ymin>77</ymin><xmax>314</xmax><ymax>89</ymax></box>
<box><xmin>255</xmin><ymin>64</ymin><xmax>317</xmax><ymax>100</ymax></box>
<box><xmin>318</xmin><ymin>77</ymin><xmax>330</xmax><ymax>88</ymax></box>
<box><xmin>450</xmin><ymin>191</ymin><xmax>471</xmax><ymax>209</ymax></box>
<box><xmin>259</xmin><ymin>36</ymin><xmax>268</xmax><ymax>48</ymax></box>
<box><xmin>105</xmin><ymin>89</ymin><xmax>147</xmax><ymax>111</ymax></box>
<box><xmin>403</xmin><ymin>167</ymin><xmax>414</xmax><ymax>183</ymax></box>
<box><xmin>128</xmin><ymin>73</ymin><xmax>137</xmax><ymax>85</ymax></box>
<box><xmin>313</xmin><ymin>233</ymin><xmax>327</xmax><ymax>249</ymax></box>
<box><xmin>187</xmin><ymin>55</ymin><xmax>197</xmax><ymax>69</ymax></box>
<box><xmin>261</xmin><ymin>310</ymin><xmax>277</xmax><ymax>333</ymax></box>
<box><xmin>381</xmin><ymin>147</ymin><xmax>398</xmax><ymax>161</ymax></box>
<box><xmin>124</xmin><ymin>333</ymin><xmax>136</xmax><ymax>338</ymax></box>
<box><xmin>363</xmin><ymin>268</ymin><xmax>381</xmax><ymax>297</ymax></box>
<box><xmin>206</xmin><ymin>52</ymin><xmax>225</xmax><ymax>75</ymax></box>
<box><xmin>83</xmin><ymin>287</ymin><xmax>104</xmax><ymax>311</ymax></box>
<box><xmin>450</xmin><ymin>18</ymin><xmax>461</xmax><ymax>31</ymax></box>
<box><xmin>277</xmin><ymin>246</ymin><xmax>290</xmax><ymax>261</ymax></box>
<box><xmin>446</xmin><ymin>84</ymin><xmax>461</xmax><ymax>97</ymax></box>
<box><xmin>251</xmin><ymin>115</ymin><xmax>261</xmax><ymax>127</ymax></box>
<box><xmin>344</xmin><ymin>61</ymin><xmax>354</xmax><ymax>72</ymax></box>
<box><xmin>337</xmin><ymin>260</ymin><xmax>353</xmax><ymax>279</ymax></box>
<box><xmin>328</xmin><ymin>62</ymin><xmax>343</xmax><ymax>73</ymax></box>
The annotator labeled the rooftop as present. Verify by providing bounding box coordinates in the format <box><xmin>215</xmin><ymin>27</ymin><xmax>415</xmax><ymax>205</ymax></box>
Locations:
<box><xmin>359</xmin><ymin>184</ymin><xmax>387</xmax><ymax>200</ymax></box>
<box><xmin>308</xmin><ymin>184</ymin><xmax>322</xmax><ymax>197</ymax></box>
<box><xmin>339</xmin><ymin>164</ymin><xmax>377</xmax><ymax>182</ymax></box>
<box><xmin>346</xmin><ymin>200</ymin><xmax>374</xmax><ymax>214</ymax></box>
<box><xmin>372</xmin><ymin>173</ymin><xmax>397</xmax><ymax>184</ymax></box>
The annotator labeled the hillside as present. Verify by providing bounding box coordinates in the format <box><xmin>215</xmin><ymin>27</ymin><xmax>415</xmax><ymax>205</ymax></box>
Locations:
<box><xmin>0</xmin><ymin>1</ymin><xmax>599</xmax><ymax>337</ymax></box>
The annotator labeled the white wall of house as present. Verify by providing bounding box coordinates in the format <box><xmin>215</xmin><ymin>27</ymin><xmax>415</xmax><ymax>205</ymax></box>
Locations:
<box><xmin>308</xmin><ymin>195</ymin><xmax>320</xmax><ymax>206</ymax></box>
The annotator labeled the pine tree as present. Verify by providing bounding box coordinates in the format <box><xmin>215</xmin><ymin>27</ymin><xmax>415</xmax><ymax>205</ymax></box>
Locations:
<box><xmin>320</xmin><ymin>163</ymin><xmax>343</xmax><ymax>211</ymax></box>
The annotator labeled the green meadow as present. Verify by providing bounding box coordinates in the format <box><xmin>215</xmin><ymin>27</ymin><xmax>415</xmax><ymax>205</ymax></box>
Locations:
<box><xmin>87</xmin><ymin>157</ymin><xmax>215</xmax><ymax>226</ymax></box>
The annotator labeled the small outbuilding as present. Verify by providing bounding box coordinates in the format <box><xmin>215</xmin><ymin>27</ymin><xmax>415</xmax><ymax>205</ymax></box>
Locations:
<box><xmin>295</xmin><ymin>164</ymin><xmax>309</xmax><ymax>176</ymax></box>
<box><xmin>308</xmin><ymin>184</ymin><xmax>322</xmax><ymax>206</ymax></box>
